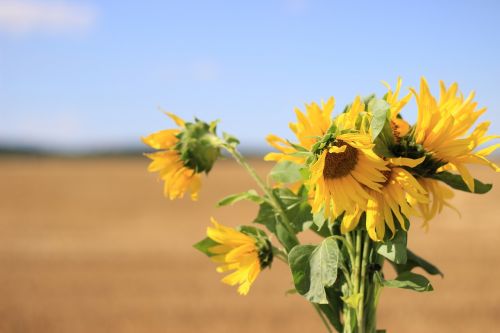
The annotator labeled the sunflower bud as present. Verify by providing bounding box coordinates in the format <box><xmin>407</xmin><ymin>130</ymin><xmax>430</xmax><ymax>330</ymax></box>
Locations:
<box><xmin>175</xmin><ymin>119</ymin><xmax>222</xmax><ymax>173</ymax></box>
<box><xmin>143</xmin><ymin>113</ymin><xmax>222</xmax><ymax>200</ymax></box>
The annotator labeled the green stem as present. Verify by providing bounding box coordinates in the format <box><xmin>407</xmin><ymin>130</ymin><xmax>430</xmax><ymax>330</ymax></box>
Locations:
<box><xmin>272</xmin><ymin>246</ymin><xmax>288</xmax><ymax>263</ymax></box>
<box><xmin>274</xmin><ymin>248</ymin><xmax>333</xmax><ymax>333</ymax></box>
<box><xmin>357</xmin><ymin>232</ymin><xmax>370</xmax><ymax>333</ymax></box>
<box><xmin>329</xmin><ymin>235</ymin><xmax>355</xmax><ymax>257</ymax></box>
<box><xmin>352</xmin><ymin>231</ymin><xmax>362</xmax><ymax>296</ymax></box>
<box><xmin>313</xmin><ymin>304</ymin><xmax>334</xmax><ymax>333</ymax></box>
<box><xmin>224</xmin><ymin>145</ymin><xmax>299</xmax><ymax>244</ymax></box>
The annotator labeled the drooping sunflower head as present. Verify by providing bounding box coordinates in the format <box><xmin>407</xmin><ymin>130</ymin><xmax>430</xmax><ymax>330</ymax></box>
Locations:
<box><xmin>143</xmin><ymin>112</ymin><xmax>222</xmax><ymax>200</ymax></box>
<box><xmin>206</xmin><ymin>218</ymin><xmax>272</xmax><ymax>295</ymax></box>
<box><xmin>410</xmin><ymin>78</ymin><xmax>500</xmax><ymax>191</ymax></box>
<box><xmin>364</xmin><ymin>157</ymin><xmax>428</xmax><ymax>241</ymax></box>
<box><xmin>408</xmin><ymin>178</ymin><xmax>458</xmax><ymax>229</ymax></box>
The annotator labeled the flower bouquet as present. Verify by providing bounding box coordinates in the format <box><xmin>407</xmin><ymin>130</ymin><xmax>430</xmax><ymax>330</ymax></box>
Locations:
<box><xmin>143</xmin><ymin>78</ymin><xmax>498</xmax><ymax>332</ymax></box>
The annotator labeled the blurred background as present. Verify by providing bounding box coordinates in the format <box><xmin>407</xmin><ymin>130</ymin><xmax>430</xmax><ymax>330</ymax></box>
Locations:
<box><xmin>1</xmin><ymin>1</ymin><xmax>499</xmax><ymax>332</ymax></box>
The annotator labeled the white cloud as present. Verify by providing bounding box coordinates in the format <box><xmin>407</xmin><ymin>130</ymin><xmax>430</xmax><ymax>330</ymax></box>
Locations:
<box><xmin>0</xmin><ymin>0</ymin><xmax>97</xmax><ymax>35</ymax></box>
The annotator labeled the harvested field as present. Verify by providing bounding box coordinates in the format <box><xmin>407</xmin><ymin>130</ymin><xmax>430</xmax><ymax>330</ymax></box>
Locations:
<box><xmin>0</xmin><ymin>157</ymin><xmax>499</xmax><ymax>333</ymax></box>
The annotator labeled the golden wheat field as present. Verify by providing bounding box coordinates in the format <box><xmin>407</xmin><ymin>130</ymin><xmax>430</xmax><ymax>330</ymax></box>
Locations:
<box><xmin>0</xmin><ymin>157</ymin><xmax>499</xmax><ymax>333</ymax></box>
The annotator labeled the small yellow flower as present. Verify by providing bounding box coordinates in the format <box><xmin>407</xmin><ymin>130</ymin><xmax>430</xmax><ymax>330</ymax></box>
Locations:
<box><xmin>365</xmin><ymin>157</ymin><xmax>428</xmax><ymax>241</ymax></box>
<box><xmin>207</xmin><ymin>218</ymin><xmax>263</xmax><ymax>295</ymax></box>
<box><xmin>142</xmin><ymin>113</ymin><xmax>202</xmax><ymax>200</ymax></box>
<box><xmin>412</xmin><ymin>78</ymin><xmax>500</xmax><ymax>191</ymax></box>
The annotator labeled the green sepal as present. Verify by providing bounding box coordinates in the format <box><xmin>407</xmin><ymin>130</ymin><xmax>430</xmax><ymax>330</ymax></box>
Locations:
<box><xmin>176</xmin><ymin>118</ymin><xmax>222</xmax><ymax>173</ymax></box>
<box><xmin>193</xmin><ymin>237</ymin><xmax>219</xmax><ymax>257</ymax></box>
<box><xmin>222</xmin><ymin>132</ymin><xmax>240</xmax><ymax>147</ymax></box>
<box><xmin>238</xmin><ymin>226</ymin><xmax>273</xmax><ymax>269</ymax></box>
<box><xmin>216</xmin><ymin>189</ymin><xmax>262</xmax><ymax>207</ymax></box>
<box><xmin>237</xmin><ymin>225</ymin><xmax>267</xmax><ymax>238</ymax></box>
<box><xmin>432</xmin><ymin>171</ymin><xmax>492</xmax><ymax>194</ymax></box>
<box><xmin>382</xmin><ymin>271</ymin><xmax>433</xmax><ymax>292</ymax></box>
<box><xmin>287</xmin><ymin>140</ymin><xmax>309</xmax><ymax>152</ymax></box>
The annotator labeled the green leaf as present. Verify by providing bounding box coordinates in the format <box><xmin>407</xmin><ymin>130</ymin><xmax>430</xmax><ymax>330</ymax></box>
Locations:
<box><xmin>376</xmin><ymin>230</ymin><xmax>407</xmax><ymax>264</ymax></box>
<box><xmin>383</xmin><ymin>272</ymin><xmax>433</xmax><ymax>292</ymax></box>
<box><xmin>305</xmin><ymin>238</ymin><xmax>340</xmax><ymax>304</ymax></box>
<box><xmin>289</xmin><ymin>238</ymin><xmax>340</xmax><ymax>304</ymax></box>
<box><xmin>313</xmin><ymin>208</ymin><xmax>326</xmax><ymax>229</ymax></box>
<box><xmin>271</xmin><ymin>187</ymin><xmax>314</xmax><ymax>233</ymax></box>
<box><xmin>276</xmin><ymin>223</ymin><xmax>299</xmax><ymax>251</ymax></box>
<box><xmin>368</xmin><ymin>98</ymin><xmax>390</xmax><ymax>141</ymax></box>
<box><xmin>392</xmin><ymin>249</ymin><xmax>443</xmax><ymax>277</ymax></box>
<box><xmin>322</xmin><ymin>288</ymin><xmax>343</xmax><ymax>332</ymax></box>
<box><xmin>253</xmin><ymin>201</ymin><xmax>277</xmax><ymax>233</ymax></box>
<box><xmin>270</xmin><ymin>161</ymin><xmax>303</xmax><ymax>184</ymax></box>
<box><xmin>319</xmin><ymin>302</ymin><xmax>343</xmax><ymax>332</ymax></box>
<box><xmin>193</xmin><ymin>237</ymin><xmax>218</xmax><ymax>257</ymax></box>
<box><xmin>288</xmin><ymin>244</ymin><xmax>315</xmax><ymax>295</ymax></box>
<box><xmin>363</xmin><ymin>93</ymin><xmax>376</xmax><ymax>105</ymax></box>
<box><xmin>432</xmin><ymin>171</ymin><xmax>492</xmax><ymax>194</ymax></box>
<box><xmin>216</xmin><ymin>189</ymin><xmax>262</xmax><ymax>207</ymax></box>
<box><xmin>253</xmin><ymin>187</ymin><xmax>312</xmax><ymax>250</ymax></box>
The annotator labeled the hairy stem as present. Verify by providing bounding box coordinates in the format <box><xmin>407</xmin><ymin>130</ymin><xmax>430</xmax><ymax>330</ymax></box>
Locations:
<box><xmin>224</xmin><ymin>145</ymin><xmax>299</xmax><ymax>244</ymax></box>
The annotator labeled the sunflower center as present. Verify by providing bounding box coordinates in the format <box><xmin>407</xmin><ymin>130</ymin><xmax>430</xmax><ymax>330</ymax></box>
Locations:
<box><xmin>390</xmin><ymin>120</ymin><xmax>402</xmax><ymax>142</ymax></box>
<box><xmin>323</xmin><ymin>140</ymin><xmax>359</xmax><ymax>179</ymax></box>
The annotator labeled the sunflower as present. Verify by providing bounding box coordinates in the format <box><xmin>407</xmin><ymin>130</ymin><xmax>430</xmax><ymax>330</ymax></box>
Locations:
<box><xmin>309</xmin><ymin>131</ymin><xmax>388</xmax><ymax>225</ymax></box>
<box><xmin>206</xmin><ymin>218</ymin><xmax>265</xmax><ymax>295</ymax></box>
<box><xmin>364</xmin><ymin>157</ymin><xmax>428</xmax><ymax>241</ymax></box>
<box><xmin>264</xmin><ymin>97</ymin><xmax>335</xmax><ymax>163</ymax></box>
<box><xmin>142</xmin><ymin>113</ymin><xmax>202</xmax><ymax>200</ymax></box>
<box><xmin>411</xmin><ymin>78</ymin><xmax>500</xmax><ymax>191</ymax></box>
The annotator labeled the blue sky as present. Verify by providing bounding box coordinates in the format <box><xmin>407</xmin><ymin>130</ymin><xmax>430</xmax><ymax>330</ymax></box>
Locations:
<box><xmin>1</xmin><ymin>0</ymin><xmax>499</xmax><ymax>151</ymax></box>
